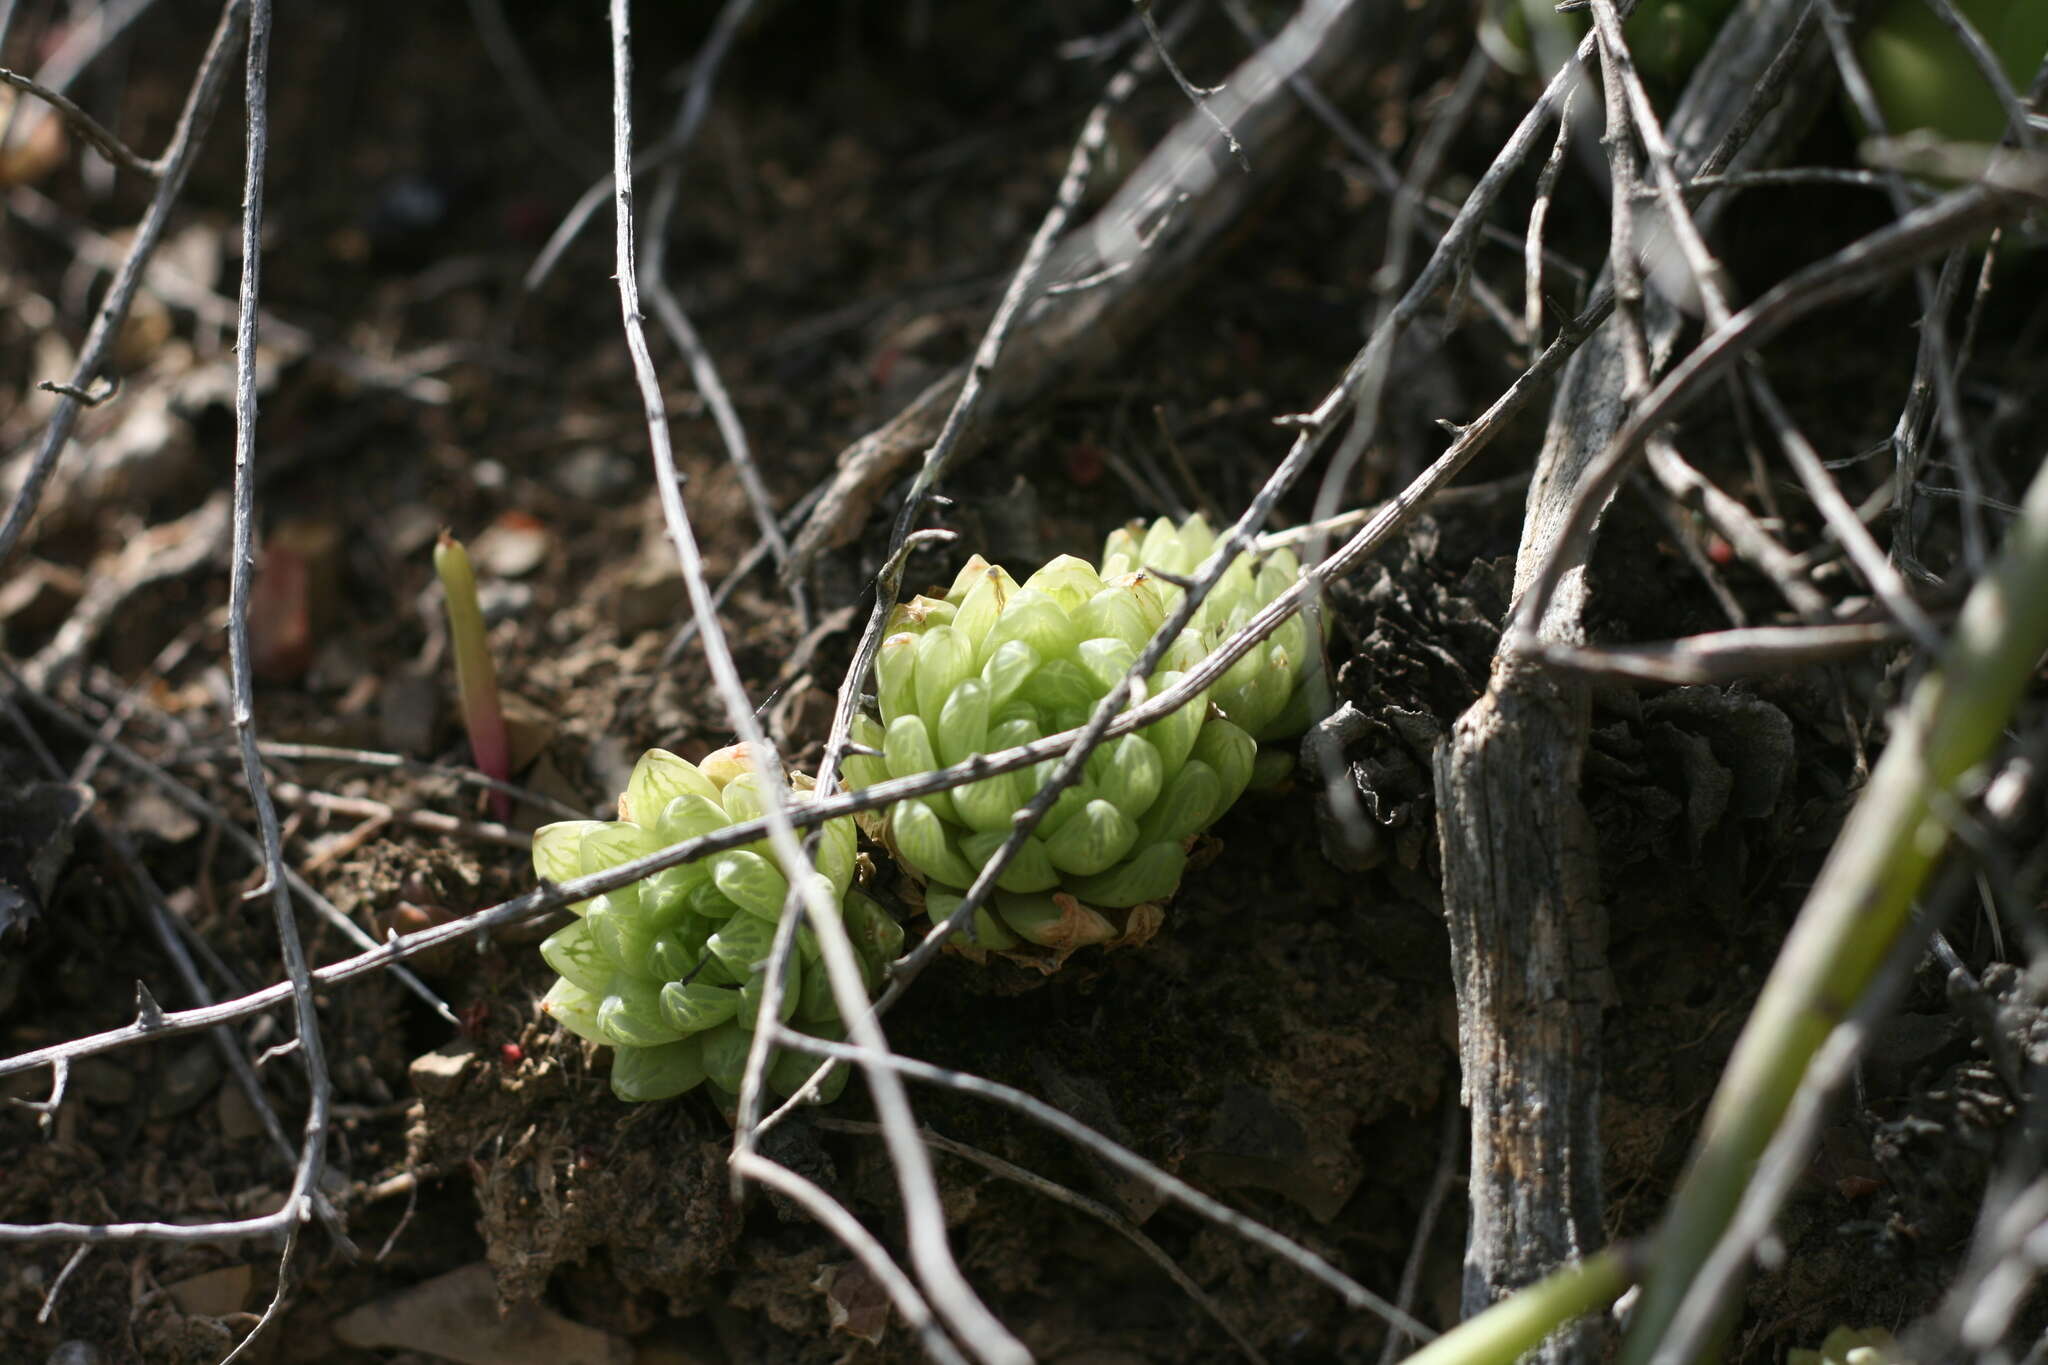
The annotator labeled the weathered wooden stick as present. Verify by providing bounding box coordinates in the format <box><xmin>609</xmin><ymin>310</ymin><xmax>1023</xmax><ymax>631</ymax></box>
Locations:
<box><xmin>1432</xmin><ymin>4</ymin><xmax>1830</xmax><ymax>1360</ymax></box>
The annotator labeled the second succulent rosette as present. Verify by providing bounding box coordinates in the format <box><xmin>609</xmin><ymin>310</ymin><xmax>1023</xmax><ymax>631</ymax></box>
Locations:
<box><xmin>842</xmin><ymin>514</ymin><xmax>1316</xmax><ymax>960</ymax></box>
<box><xmin>532</xmin><ymin>745</ymin><xmax>901</xmax><ymax>1104</ymax></box>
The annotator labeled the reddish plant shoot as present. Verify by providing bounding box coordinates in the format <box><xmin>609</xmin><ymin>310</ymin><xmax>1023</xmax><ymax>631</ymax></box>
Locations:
<box><xmin>434</xmin><ymin>531</ymin><xmax>512</xmax><ymax>821</ymax></box>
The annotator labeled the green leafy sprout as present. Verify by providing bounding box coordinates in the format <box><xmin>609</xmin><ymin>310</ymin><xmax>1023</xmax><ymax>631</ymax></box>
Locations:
<box><xmin>532</xmin><ymin>745</ymin><xmax>902</xmax><ymax>1104</ymax></box>
<box><xmin>529</xmin><ymin>513</ymin><xmax>1319</xmax><ymax>1100</ymax></box>
<box><xmin>840</xmin><ymin>513</ymin><xmax>1318</xmax><ymax>959</ymax></box>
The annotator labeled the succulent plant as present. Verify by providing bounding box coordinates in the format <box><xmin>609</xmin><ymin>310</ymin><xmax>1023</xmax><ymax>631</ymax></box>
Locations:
<box><xmin>840</xmin><ymin>514</ymin><xmax>1316</xmax><ymax>959</ymax></box>
<box><xmin>531</xmin><ymin>745</ymin><xmax>901</xmax><ymax>1103</ymax></box>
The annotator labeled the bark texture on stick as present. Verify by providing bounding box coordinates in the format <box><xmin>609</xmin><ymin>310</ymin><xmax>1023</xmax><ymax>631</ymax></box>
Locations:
<box><xmin>1433</xmin><ymin>4</ymin><xmax>1826</xmax><ymax>1358</ymax></box>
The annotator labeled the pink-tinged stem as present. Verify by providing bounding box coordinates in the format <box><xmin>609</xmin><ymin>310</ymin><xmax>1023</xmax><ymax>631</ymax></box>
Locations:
<box><xmin>434</xmin><ymin>532</ymin><xmax>512</xmax><ymax>821</ymax></box>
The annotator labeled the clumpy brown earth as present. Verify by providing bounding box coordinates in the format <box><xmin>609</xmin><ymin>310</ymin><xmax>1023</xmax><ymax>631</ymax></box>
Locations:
<box><xmin>2</xmin><ymin>3</ymin><xmax>2044</xmax><ymax>1363</ymax></box>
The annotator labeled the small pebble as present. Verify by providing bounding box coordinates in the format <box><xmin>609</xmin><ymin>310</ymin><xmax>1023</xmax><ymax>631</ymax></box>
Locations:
<box><xmin>478</xmin><ymin>581</ymin><xmax>533</xmax><ymax>625</ymax></box>
<box><xmin>408</xmin><ymin>1042</ymin><xmax>479</xmax><ymax>1100</ymax></box>
<box><xmin>46</xmin><ymin>1341</ymin><xmax>104</xmax><ymax>1365</ymax></box>
<box><xmin>553</xmin><ymin>446</ymin><xmax>640</xmax><ymax>502</ymax></box>
<box><xmin>73</xmin><ymin>1058</ymin><xmax>134</xmax><ymax>1107</ymax></box>
<box><xmin>151</xmin><ymin>1044</ymin><xmax>223</xmax><ymax>1119</ymax></box>
<box><xmin>472</xmin><ymin>513</ymin><xmax>551</xmax><ymax>579</ymax></box>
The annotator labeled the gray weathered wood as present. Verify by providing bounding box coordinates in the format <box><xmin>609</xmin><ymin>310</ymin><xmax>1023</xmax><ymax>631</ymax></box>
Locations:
<box><xmin>1432</xmin><ymin>4</ymin><xmax>1831</xmax><ymax>1359</ymax></box>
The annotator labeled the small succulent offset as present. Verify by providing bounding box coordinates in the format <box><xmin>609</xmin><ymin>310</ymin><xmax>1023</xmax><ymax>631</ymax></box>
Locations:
<box><xmin>531</xmin><ymin>746</ymin><xmax>902</xmax><ymax>1103</ymax></box>
<box><xmin>841</xmin><ymin>514</ymin><xmax>1316</xmax><ymax>958</ymax></box>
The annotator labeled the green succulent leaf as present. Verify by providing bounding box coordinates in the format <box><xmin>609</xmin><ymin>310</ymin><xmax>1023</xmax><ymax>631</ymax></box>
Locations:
<box><xmin>598</xmin><ymin>974</ymin><xmax>686</xmax><ymax>1048</ymax></box>
<box><xmin>952</xmin><ymin>563</ymin><xmax>1011</xmax><ymax>650</ymax></box>
<box><xmin>660</xmin><ymin>979</ymin><xmax>741</xmax><ymax>1033</ymax></box>
<box><xmin>541</xmin><ymin>917</ymin><xmax>612</xmax><ymax>995</ymax></box>
<box><xmin>542</xmin><ymin>978</ymin><xmax>608</xmax><ymax>1044</ymax></box>
<box><xmin>532</xmin><ymin>820</ymin><xmax>601</xmax><ymax>885</ymax></box>
<box><xmin>1088</xmin><ymin>733</ymin><xmax>1163</xmax><ymax>821</ymax></box>
<box><xmin>845</xmin><ymin>891</ymin><xmax>905</xmax><ymax>973</ymax></box>
<box><xmin>1042</xmin><ymin>798</ymin><xmax>1139</xmax><ymax>877</ymax></box>
<box><xmin>893</xmin><ymin>797</ymin><xmax>979</xmax><ymax>888</ymax></box>
<box><xmin>958</xmin><ymin>829</ymin><xmax>1062</xmax><ymax>893</ymax></box>
<box><xmin>936</xmin><ymin>678</ymin><xmax>991</xmax><ymax>767</ymax></box>
<box><xmin>979</xmin><ymin>639</ymin><xmax>1042</xmax><ymax>710</ymax></box>
<box><xmin>700</xmin><ymin>1021</ymin><xmax>751</xmax><ymax>1094</ymax></box>
<box><xmin>1192</xmin><ymin>718</ymin><xmax>1256</xmax><ymax>815</ymax></box>
<box><xmin>712</xmin><ymin>849</ymin><xmax>792</xmax><ymax>922</ymax></box>
<box><xmin>1068</xmin><ymin>841</ymin><xmax>1189</xmax><ymax>908</ymax></box>
<box><xmin>1136</xmin><ymin>758</ymin><xmax>1222</xmax><ymax>846</ymax></box>
<box><xmin>769</xmin><ymin>1042</ymin><xmax>849</xmax><ymax>1103</ymax></box>
<box><xmin>877</xmin><ymin>632</ymin><xmax>919</xmax><ymax>722</ymax></box>
<box><xmin>646</xmin><ymin>929</ymin><xmax>700</xmax><ymax>982</ymax></box>
<box><xmin>588</xmin><ymin>894</ymin><xmax>667</xmax><ymax>981</ymax></box>
<box><xmin>707</xmin><ymin>913</ymin><xmax>777</xmax><ymax>977</ymax></box>
<box><xmin>609</xmin><ymin>1036</ymin><xmax>706</xmax><ymax>1103</ymax></box>
<box><xmin>737</xmin><ymin>953</ymin><xmax>802</xmax><ymax>1031</ymax></box>
<box><xmin>1022</xmin><ymin>554</ymin><xmax>1107</xmax><ymax>614</ymax></box>
<box><xmin>914</xmin><ymin>626</ymin><xmax>976</xmax><ymax>723</ymax></box>
<box><xmin>626</xmin><ymin>749</ymin><xmax>720</xmax><ymax>825</ymax></box>
<box><xmin>980</xmin><ymin>589</ymin><xmax>1082</xmax><ymax>668</ymax></box>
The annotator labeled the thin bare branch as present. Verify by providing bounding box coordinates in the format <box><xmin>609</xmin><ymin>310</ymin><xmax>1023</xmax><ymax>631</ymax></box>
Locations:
<box><xmin>817</xmin><ymin>1116</ymin><xmax>1271</xmax><ymax>1365</ymax></box>
<box><xmin>0</xmin><ymin>64</ymin><xmax>160</xmax><ymax>176</ymax></box>
<box><xmin>1535</xmin><ymin>621</ymin><xmax>1901</xmax><ymax>686</ymax></box>
<box><xmin>729</xmin><ymin>1152</ymin><xmax>970</xmax><ymax>1365</ymax></box>
<box><xmin>1509</xmin><ymin>174</ymin><xmax>2043</xmax><ymax>653</ymax></box>
<box><xmin>775</xmin><ymin>1030</ymin><xmax>1434</xmax><ymax>1340</ymax></box>
<box><xmin>223</xmin><ymin>5</ymin><xmax>330</xmax><ymax>1355</ymax></box>
<box><xmin>0</xmin><ymin>0</ymin><xmax>249</xmax><ymax>571</ymax></box>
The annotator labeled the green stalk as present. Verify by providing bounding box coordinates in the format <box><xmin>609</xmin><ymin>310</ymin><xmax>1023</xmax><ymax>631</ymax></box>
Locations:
<box><xmin>434</xmin><ymin>531</ymin><xmax>511</xmax><ymax>821</ymax></box>
<box><xmin>1620</xmin><ymin>455</ymin><xmax>2048</xmax><ymax>1365</ymax></box>
<box><xmin>1402</xmin><ymin>1249</ymin><xmax>1632</xmax><ymax>1365</ymax></box>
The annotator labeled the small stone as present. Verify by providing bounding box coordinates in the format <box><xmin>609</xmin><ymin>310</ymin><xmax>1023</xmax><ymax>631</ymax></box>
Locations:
<box><xmin>119</xmin><ymin>787</ymin><xmax>203</xmax><ymax>846</ymax></box>
<box><xmin>382</xmin><ymin>503</ymin><xmax>443</xmax><ymax>560</ymax></box>
<box><xmin>553</xmin><ymin>446</ymin><xmax>640</xmax><ymax>502</ymax></box>
<box><xmin>611</xmin><ymin>558</ymin><xmax>685</xmax><ymax>635</ymax></box>
<box><xmin>408</xmin><ymin>1042</ymin><xmax>479</xmax><ymax>1100</ymax></box>
<box><xmin>500</xmin><ymin>690</ymin><xmax>558</xmax><ymax>776</ymax></box>
<box><xmin>151</xmin><ymin>1044</ymin><xmax>223</xmax><ymax>1118</ymax></box>
<box><xmin>45</xmin><ymin>1342</ymin><xmax>104</xmax><ymax>1365</ymax></box>
<box><xmin>72</xmin><ymin>1058</ymin><xmax>134</xmax><ymax>1107</ymax></box>
<box><xmin>216</xmin><ymin>1078</ymin><xmax>267</xmax><ymax>1142</ymax></box>
<box><xmin>333</xmin><ymin>1262</ymin><xmax>629</xmax><ymax>1365</ymax></box>
<box><xmin>472</xmin><ymin>512</ymin><xmax>552</xmax><ymax>579</ymax></box>
<box><xmin>167</xmin><ymin>1264</ymin><xmax>252</xmax><ymax>1318</ymax></box>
